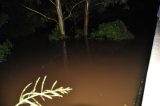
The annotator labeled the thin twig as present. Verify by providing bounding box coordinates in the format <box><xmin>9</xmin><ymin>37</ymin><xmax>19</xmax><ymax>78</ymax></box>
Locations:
<box><xmin>48</xmin><ymin>0</ymin><xmax>56</xmax><ymax>7</ymax></box>
<box><xmin>93</xmin><ymin>2</ymin><xmax>108</xmax><ymax>7</ymax></box>
<box><xmin>23</xmin><ymin>5</ymin><xmax>58</xmax><ymax>23</ymax></box>
<box><xmin>41</xmin><ymin>75</ymin><xmax>47</xmax><ymax>101</ymax></box>
<box><xmin>64</xmin><ymin>0</ymin><xmax>85</xmax><ymax>21</ymax></box>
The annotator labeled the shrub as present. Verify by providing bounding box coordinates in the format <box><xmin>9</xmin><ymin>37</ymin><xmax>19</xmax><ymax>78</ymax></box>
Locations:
<box><xmin>49</xmin><ymin>30</ymin><xmax>66</xmax><ymax>41</ymax></box>
<box><xmin>0</xmin><ymin>40</ymin><xmax>13</xmax><ymax>63</ymax></box>
<box><xmin>75</xmin><ymin>29</ymin><xmax>84</xmax><ymax>39</ymax></box>
<box><xmin>0</xmin><ymin>13</ymin><xmax>8</xmax><ymax>28</ymax></box>
<box><xmin>91</xmin><ymin>20</ymin><xmax>134</xmax><ymax>40</ymax></box>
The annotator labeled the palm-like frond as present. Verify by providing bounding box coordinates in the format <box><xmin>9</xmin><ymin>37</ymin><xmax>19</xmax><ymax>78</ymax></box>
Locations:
<box><xmin>15</xmin><ymin>75</ymin><xmax>72</xmax><ymax>106</ymax></box>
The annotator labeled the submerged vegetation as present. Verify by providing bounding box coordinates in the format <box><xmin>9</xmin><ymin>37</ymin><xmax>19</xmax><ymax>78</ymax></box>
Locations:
<box><xmin>91</xmin><ymin>20</ymin><xmax>134</xmax><ymax>40</ymax></box>
<box><xmin>15</xmin><ymin>75</ymin><xmax>72</xmax><ymax>106</ymax></box>
<box><xmin>0</xmin><ymin>40</ymin><xmax>13</xmax><ymax>63</ymax></box>
<box><xmin>49</xmin><ymin>30</ymin><xmax>63</xmax><ymax>41</ymax></box>
<box><xmin>49</xmin><ymin>20</ymin><xmax>134</xmax><ymax>41</ymax></box>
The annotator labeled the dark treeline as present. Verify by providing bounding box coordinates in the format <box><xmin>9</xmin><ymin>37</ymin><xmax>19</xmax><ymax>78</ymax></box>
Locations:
<box><xmin>0</xmin><ymin>0</ymin><xmax>159</xmax><ymax>41</ymax></box>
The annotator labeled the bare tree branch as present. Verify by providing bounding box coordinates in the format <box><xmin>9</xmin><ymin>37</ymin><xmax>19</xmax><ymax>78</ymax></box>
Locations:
<box><xmin>48</xmin><ymin>0</ymin><xmax>56</xmax><ymax>7</ymax></box>
<box><xmin>64</xmin><ymin>0</ymin><xmax>85</xmax><ymax>21</ymax></box>
<box><xmin>94</xmin><ymin>2</ymin><xmax>106</xmax><ymax>6</ymax></box>
<box><xmin>23</xmin><ymin>5</ymin><xmax>58</xmax><ymax>23</ymax></box>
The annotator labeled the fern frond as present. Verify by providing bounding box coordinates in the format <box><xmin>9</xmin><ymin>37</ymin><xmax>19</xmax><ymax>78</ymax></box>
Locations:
<box><xmin>15</xmin><ymin>76</ymin><xmax>72</xmax><ymax>106</ymax></box>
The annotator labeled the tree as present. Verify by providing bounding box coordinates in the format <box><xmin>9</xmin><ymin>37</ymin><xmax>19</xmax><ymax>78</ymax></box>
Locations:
<box><xmin>83</xmin><ymin>0</ymin><xmax>128</xmax><ymax>38</ymax></box>
<box><xmin>55</xmin><ymin>0</ymin><xmax>65</xmax><ymax>37</ymax></box>
<box><xmin>84</xmin><ymin>0</ymin><xmax>90</xmax><ymax>37</ymax></box>
<box><xmin>23</xmin><ymin>0</ymin><xmax>85</xmax><ymax>38</ymax></box>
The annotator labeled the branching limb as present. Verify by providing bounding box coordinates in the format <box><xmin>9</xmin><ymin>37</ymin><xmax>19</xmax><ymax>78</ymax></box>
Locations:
<box><xmin>23</xmin><ymin>5</ymin><xmax>58</xmax><ymax>23</ymax></box>
<box><xmin>48</xmin><ymin>0</ymin><xmax>56</xmax><ymax>7</ymax></box>
<box><xmin>64</xmin><ymin>0</ymin><xmax>85</xmax><ymax>21</ymax></box>
<box><xmin>94</xmin><ymin>2</ymin><xmax>106</xmax><ymax>6</ymax></box>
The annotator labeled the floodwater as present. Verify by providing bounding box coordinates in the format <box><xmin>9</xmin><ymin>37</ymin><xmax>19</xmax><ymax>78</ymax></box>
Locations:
<box><xmin>0</xmin><ymin>37</ymin><xmax>151</xmax><ymax>106</ymax></box>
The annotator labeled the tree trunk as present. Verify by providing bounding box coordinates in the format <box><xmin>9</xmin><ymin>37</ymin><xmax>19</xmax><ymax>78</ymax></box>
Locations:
<box><xmin>84</xmin><ymin>0</ymin><xmax>90</xmax><ymax>37</ymax></box>
<box><xmin>55</xmin><ymin>0</ymin><xmax>65</xmax><ymax>38</ymax></box>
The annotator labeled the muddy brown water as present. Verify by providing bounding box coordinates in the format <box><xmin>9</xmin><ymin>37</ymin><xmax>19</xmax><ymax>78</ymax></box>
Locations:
<box><xmin>0</xmin><ymin>39</ymin><xmax>151</xmax><ymax>106</ymax></box>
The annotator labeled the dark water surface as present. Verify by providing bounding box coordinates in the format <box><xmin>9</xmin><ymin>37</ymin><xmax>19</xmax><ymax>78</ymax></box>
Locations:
<box><xmin>0</xmin><ymin>38</ymin><xmax>151</xmax><ymax>106</ymax></box>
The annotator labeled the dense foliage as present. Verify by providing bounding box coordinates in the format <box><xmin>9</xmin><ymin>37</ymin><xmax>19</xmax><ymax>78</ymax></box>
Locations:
<box><xmin>0</xmin><ymin>13</ymin><xmax>8</xmax><ymax>28</ymax></box>
<box><xmin>48</xmin><ymin>30</ymin><xmax>63</xmax><ymax>41</ymax></box>
<box><xmin>75</xmin><ymin>29</ymin><xmax>84</xmax><ymax>39</ymax></box>
<box><xmin>0</xmin><ymin>40</ymin><xmax>13</xmax><ymax>63</ymax></box>
<box><xmin>91</xmin><ymin>20</ymin><xmax>134</xmax><ymax>40</ymax></box>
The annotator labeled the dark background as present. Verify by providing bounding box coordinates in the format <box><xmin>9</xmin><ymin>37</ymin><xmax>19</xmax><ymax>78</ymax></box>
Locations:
<box><xmin>0</xmin><ymin>0</ymin><xmax>159</xmax><ymax>41</ymax></box>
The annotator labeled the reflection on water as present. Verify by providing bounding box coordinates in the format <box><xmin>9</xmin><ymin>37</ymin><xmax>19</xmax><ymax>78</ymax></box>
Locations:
<box><xmin>0</xmin><ymin>39</ymin><xmax>150</xmax><ymax>106</ymax></box>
